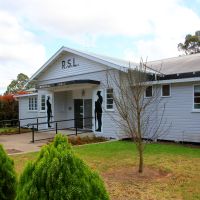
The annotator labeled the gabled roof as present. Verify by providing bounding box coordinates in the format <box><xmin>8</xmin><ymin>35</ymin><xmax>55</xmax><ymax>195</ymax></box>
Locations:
<box><xmin>147</xmin><ymin>53</ymin><xmax>200</xmax><ymax>75</ymax></box>
<box><xmin>29</xmin><ymin>46</ymin><xmax>200</xmax><ymax>83</ymax></box>
<box><xmin>29</xmin><ymin>46</ymin><xmax>141</xmax><ymax>82</ymax></box>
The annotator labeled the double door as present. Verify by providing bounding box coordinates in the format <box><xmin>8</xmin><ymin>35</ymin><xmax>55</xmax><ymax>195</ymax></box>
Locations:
<box><xmin>74</xmin><ymin>99</ymin><xmax>92</xmax><ymax>129</ymax></box>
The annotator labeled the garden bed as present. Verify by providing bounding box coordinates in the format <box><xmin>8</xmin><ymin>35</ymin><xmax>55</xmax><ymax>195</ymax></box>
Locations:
<box><xmin>43</xmin><ymin>135</ymin><xmax>108</xmax><ymax>146</ymax></box>
<box><xmin>68</xmin><ymin>135</ymin><xmax>108</xmax><ymax>145</ymax></box>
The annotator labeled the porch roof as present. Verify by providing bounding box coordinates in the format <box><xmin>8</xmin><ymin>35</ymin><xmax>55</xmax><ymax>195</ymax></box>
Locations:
<box><xmin>36</xmin><ymin>79</ymin><xmax>100</xmax><ymax>89</ymax></box>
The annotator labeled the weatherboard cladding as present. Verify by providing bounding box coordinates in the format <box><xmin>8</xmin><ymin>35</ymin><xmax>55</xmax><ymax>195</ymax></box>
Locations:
<box><xmin>54</xmin><ymin>91</ymin><xmax>74</xmax><ymax>129</ymax></box>
<box><xmin>34</xmin><ymin>50</ymin><xmax>121</xmax><ymax>137</ymax></box>
<box><xmin>35</xmin><ymin>52</ymin><xmax>120</xmax><ymax>90</ymax></box>
<box><xmin>37</xmin><ymin>52</ymin><xmax>110</xmax><ymax>82</ymax></box>
<box><xmin>20</xmin><ymin>46</ymin><xmax>200</xmax><ymax>142</ymax></box>
<box><xmin>18</xmin><ymin>97</ymin><xmax>38</xmax><ymax>127</ymax></box>
<box><xmin>154</xmin><ymin>82</ymin><xmax>200</xmax><ymax>143</ymax></box>
<box><xmin>32</xmin><ymin>46</ymin><xmax>200</xmax><ymax>84</ymax></box>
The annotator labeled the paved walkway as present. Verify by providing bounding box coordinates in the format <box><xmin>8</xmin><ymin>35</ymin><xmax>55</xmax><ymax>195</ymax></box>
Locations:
<box><xmin>0</xmin><ymin>130</ymin><xmax>94</xmax><ymax>154</ymax></box>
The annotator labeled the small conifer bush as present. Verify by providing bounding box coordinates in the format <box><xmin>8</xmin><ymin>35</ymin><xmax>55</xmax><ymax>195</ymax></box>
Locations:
<box><xmin>0</xmin><ymin>144</ymin><xmax>17</xmax><ymax>200</ymax></box>
<box><xmin>16</xmin><ymin>134</ymin><xmax>109</xmax><ymax>200</ymax></box>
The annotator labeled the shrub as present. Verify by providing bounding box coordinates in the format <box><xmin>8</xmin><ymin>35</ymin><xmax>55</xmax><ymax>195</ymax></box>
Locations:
<box><xmin>16</xmin><ymin>134</ymin><xmax>110</xmax><ymax>200</ymax></box>
<box><xmin>0</xmin><ymin>144</ymin><xmax>17</xmax><ymax>200</ymax></box>
<box><xmin>68</xmin><ymin>135</ymin><xmax>107</xmax><ymax>145</ymax></box>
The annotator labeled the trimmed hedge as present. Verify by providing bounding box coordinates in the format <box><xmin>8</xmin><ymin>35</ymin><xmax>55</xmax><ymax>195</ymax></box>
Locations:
<box><xmin>0</xmin><ymin>144</ymin><xmax>17</xmax><ymax>200</ymax></box>
<box><xmin>16</xmin><ymin>134</ymin><xmax>109</xmax><ymax>200</ymax></box>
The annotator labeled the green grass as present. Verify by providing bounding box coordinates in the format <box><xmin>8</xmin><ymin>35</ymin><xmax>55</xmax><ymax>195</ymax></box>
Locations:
<box><xmin>0</xmin><ymin>127</ymin><xmax>30</xmax><ymax>134</ymax></box>
<box><xmin>11</xmin><ymin>141</ymin><xmax>200</xmax><ymax>200</ymax></box>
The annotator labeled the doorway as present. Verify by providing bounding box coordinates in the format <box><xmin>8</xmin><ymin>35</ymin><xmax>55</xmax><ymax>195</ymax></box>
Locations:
<box><xmin>74</xmin><ymin>99</ymin><xmax>92</xmax><ymax>129</ymax></box>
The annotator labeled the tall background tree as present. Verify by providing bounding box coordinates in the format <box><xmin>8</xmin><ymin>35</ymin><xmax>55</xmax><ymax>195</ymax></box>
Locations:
<box><xmin>178</xmin><ymin>31</ymin><xmax>200</xmax><ymax>55</ymax></box>
<box><xmin>0</xmin><ymin>73</ymin><xmax>31</xmax><ymax>122</ymax></box>
<box><xmin>5</xmin><ymin>73</ymin><xmax>32</xmax><ymax>94</ymax></box>
<box><xmin>106</xmin><ymin>61</ymin><xmax>167</xmax><ymax>173</ymax></box>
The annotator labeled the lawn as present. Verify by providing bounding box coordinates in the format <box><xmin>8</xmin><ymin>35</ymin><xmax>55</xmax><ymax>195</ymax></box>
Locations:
<box><xmin>11</xmin><ymin>141</ymin><xmax>200</xmax><ymax>200</ymax></box>
<box><xmin>0</xmin><ymin>127</ymin><xmax>30</xmax><ymax>134</ymax></box>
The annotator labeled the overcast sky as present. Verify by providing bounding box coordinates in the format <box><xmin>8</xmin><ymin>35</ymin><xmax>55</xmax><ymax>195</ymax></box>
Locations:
<box><xmin>0</xmin><ymin>0</ymin><xmax>200</xmax><ymax>94</ymax></box>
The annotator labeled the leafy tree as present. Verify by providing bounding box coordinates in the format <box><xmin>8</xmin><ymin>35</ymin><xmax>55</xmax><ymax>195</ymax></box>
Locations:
<box><xmin>0</xmin><ymin>144</ymin><xmax>17</xmax><ymax>200</ymax></box>
<box><xmin>178</xmin><ymin>33</ymin><xmax>200</xmax><ymax>55</ymax></box>
<box><xmin>16</xmin><ymin>134</ymin><xmax>109</xmax><ymax>200</ymax></box>
<box><xmin>5</xmin><ymin>73</ymin><xmax>32</xmax><ymax>94</ymax></box>
<box><xmin>0</xmin><ymin>94</ymin><xmax>18</xmax><ymax>122</ymax></box>
<box><xmin>0</xmin><ymin>73</ymin><xmax>30</xmax><ymax>122</ymax></box>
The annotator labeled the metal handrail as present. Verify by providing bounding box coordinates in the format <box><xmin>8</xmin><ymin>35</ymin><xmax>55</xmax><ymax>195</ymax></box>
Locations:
<box><xmin>0</xmin><ymin>116</ymin><xmax>51</xmax><ymax>123</ymax></box>
<box><xmin>30</xmin><ymin>116</ymin><xmax>94</xmax><ymax>143</ymax></box>
<box><xmin>0</xmin><ymin>115</ymin><xmax>93</xmax><ymax>142</ymax></box>
<box><xmin>28</xmin><ymin>117</ymin><xmax>93</xmax><ymax>126</ymax></box>
<box><xmin>20</xmin><ymin>116</ymin><xmax>52</xmax><ymax>121</ymax></box>
<box><xmin>0</xmin><ymin>116</ymin><xmax>54</xmax><ymax>134</ymax></box>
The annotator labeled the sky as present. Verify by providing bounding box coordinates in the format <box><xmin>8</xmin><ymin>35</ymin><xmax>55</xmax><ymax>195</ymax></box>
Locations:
<box><xmin>0</xmin><ymin>0</ymin><xmax>200</xmax><ymax>94</ymax></box>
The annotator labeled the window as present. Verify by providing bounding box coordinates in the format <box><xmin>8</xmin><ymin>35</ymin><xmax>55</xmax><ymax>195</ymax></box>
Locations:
<box><xmin>194</xmin><ymin>85</ymin><xmax>200</xmax><ymax>109</ymax></box>
<box><xmin>162</xmin><ymin>84</ymin><xmax>170</xmax><ymax>97</ymax></box>
<box><xmin>29</xmin><ymin>97</ymin><xmax>38</xmax><ymax>111</ymax></box>
<box><xmin>145</xmin><ymin>86</ymin><xmax>152</xmax><ymax>97</ymax></box>
<box><xmin>106</xmin><ymin>88</ymin><xmax>114</xmax><ymax>110</ymax></box>
<box><xmin>41</xmin><ymin>95</ymin><xmax>46</xmax><ymax>111</ymax></box>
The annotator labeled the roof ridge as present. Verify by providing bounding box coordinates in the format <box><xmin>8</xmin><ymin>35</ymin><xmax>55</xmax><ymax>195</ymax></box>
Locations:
<box><xmin>62</xmin><ymin>46</ymin><xmax>138</xmax><ymax>65</ymax></box>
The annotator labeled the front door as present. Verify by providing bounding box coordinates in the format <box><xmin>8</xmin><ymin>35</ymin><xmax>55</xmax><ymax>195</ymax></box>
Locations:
<box><xmin>74</xmin><ymin>99</ymin><xmax>92</xmax><ymax>129</ymax></box>
<box><xmin>84</xmin><ymin>99</ymin><xmax>92</xmax><ymax>129</ymax></box>
<box><xmin>74</xmin><ymin>99</ymin><xmax>83</xmax><ymax>129</ymax></box>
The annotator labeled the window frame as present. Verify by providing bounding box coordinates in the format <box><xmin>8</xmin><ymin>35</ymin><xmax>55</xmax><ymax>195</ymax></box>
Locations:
<box><xmin>161</xmin><ymin>84</ymin><xmax>171</xmax><ymax>97</ymax></box>
<box><xmin>105</xmin><ymin>88</ymin><xmax>114</xmax><ymax>111</ymax></box>
<box><xmin>28</xmin><ymin>96</ymin><xmax>38</xmax><ymax>111</ymax></box>
<box><xmin>145</xmin><ymin>86</ymin><xmax>153</xmax><ymax>98</ymax></box>
<box><xmin>193</xmin><ymin>84</ymin><xmax>200</xmax><ymax>111</ymax></box>
<box><xmin>40</xmin><ymin>94</ymin><xmax>46</xmax><ymax>112</ymax></box>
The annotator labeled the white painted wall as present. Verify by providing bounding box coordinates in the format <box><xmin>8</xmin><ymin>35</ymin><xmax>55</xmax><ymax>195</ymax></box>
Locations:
<box><xmin>54</xmin><ymin>91</ymin><xmax>73</xmax><ymax>129</ymax></box>
<box><xmin>36</xmin><ymin>52</ymin><xmax>121</xmax><ymax>138</ymax></box>
<box><xmin>154</xmin><ymin>82</ymin><xmax>200</xmax><ymax>143</ymax></box>
<box><xmin>38</xmin><ymin>52</ymin><xmax>107</xmax><ymax>82</ymax></box>
<box><xmin>36</xmin><ymin>90</ymin><xmax>54</xmax><ymax>129</ymax></box>
<box><xmin>18</xmin><ymin>49</ymin><xmax>200</xmax><ymax>142</ymax></box>
<box><xmin>19</xmin><ymin>95</ymin><xmax>38</xmax><ymax>127</ymax></box>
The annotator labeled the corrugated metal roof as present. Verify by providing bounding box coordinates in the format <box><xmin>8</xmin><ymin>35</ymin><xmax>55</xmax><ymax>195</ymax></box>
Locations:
<box><xmin>30</xmin><ymin>46</ymin><xmax>138</xmax><ymax>81</ymax></box>
<box><xmin>76</xmin><ymin>48</ymin><xmax>200</xmax><ymax>75</ymax></box>
<box><xmin>30</xmin><ymin>46</ymin><xmax>200</xmax><ymax>82</ymax></box>
<box><xmin>81</xmin><ymin>51</ymin><xmax>137</xmax><ymax>68</ymax></box>
<box><xmin>68</xmin><ymin>49</ymin><xmax>159</xmax><ymax>74</ymax></box>
<box><xmin>147</xmin><ymin>53</ymin><xmax>200</xmax><ymax>75</ymax></box>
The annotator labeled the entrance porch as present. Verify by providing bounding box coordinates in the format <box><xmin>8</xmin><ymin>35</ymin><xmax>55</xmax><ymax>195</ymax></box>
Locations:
<box><xmin>47</xmin><ymin>80</ymin><xmax>100</xmax><ymax>133</ymax></box>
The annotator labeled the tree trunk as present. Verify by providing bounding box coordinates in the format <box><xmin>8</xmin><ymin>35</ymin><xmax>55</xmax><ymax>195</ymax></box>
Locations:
<box><xmin>137</xmin><ymin>111</ymin><xmax>143</xmax><ymax>173</ymax></box>
<box><xmin>138</xmin><ymin>143</ymin><xmax>143</xmax><ymax>173</ymax></box>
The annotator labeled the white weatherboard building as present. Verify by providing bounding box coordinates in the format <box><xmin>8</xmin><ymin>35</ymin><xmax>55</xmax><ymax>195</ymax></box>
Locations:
<box><xmin>17</xmin><ymin>46</ymin><xmax>200</xmax><ymax>143</ymax></box>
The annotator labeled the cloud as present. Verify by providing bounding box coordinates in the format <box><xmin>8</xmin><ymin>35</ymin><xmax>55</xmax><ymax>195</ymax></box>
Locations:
<box><xmin>1</xmin><ymin>0</ymin><xmax>191</xmax><ymax>38</ymax></box>
<box><xmin>2</xmin><ymin>0</ymin><xmax>200</xmax><ymax>59</ymax></box>
<box><xmin>0</xmin><ymin>0</ymin><xmax>200</xmax><ymax>94</ymax></box>
<box><xmin>124</xmin><ymin>36</ymin><xmax>187</xmax><ymax>62</ymax></box>
<box><xmin>0</xmin><ymin>10</ymin><xmax>46</xmax><ymax>93</ymax></box>
<box><xmin>123</xmin><ymin>0</ymin><xmax>200</xmax><ymax>61</ymax></box>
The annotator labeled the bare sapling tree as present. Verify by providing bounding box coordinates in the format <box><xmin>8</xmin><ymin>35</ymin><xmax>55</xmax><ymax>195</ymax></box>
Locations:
<box><xmin>106</xmin><ymin>60</ymin><xmax>168</xmax><ymax>173</ymax></box>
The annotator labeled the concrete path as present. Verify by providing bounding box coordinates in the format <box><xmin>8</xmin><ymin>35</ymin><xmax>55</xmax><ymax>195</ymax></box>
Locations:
<box><xmin>0</xmin><ymin>130</ymin><xmax>94</xmax><ymax>155</ymax></box>
<box><xmin>0</xmin><ymin>132</ymin><xmax>55</xmax><ymax>154</ymax></box>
